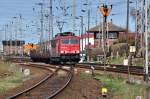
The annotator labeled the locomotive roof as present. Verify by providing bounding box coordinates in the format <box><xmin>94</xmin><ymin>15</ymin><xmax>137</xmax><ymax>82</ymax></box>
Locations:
<box><xmin>55</xmin><ymin>32</ymin><xmax>75</xmax><ymax>37</ymax></box>
<box><xmin>36</xmin><ymin>35</ymin><xmax>80</xmax><ymax>45</ymax></box>
<box><xmin>55</xmin><ymin>35</ymin><xmax>80</xmax><ymax>39</ymax></box>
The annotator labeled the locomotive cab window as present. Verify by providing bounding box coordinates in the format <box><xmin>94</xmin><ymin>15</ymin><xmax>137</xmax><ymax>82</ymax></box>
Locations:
<box><xmin>62</xmin><ymin>39</ymin><xmax>78</xmax><ymax>44</ymax></box>
<box><xmin>62</xmin><ymin>39</ymin><xmax>69</xmax><ymax>44</ymax></box>
<box><xmin>70</xmin><ymin>39</ymin><xmax>78</xmax><ymax>44</ymax></box>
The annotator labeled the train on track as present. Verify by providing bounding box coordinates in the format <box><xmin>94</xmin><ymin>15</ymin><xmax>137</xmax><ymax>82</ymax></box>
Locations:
<box><xmin>30</xmin><ymin>32</ymin><xmax>80</xmax><ymax>64</ymax></box>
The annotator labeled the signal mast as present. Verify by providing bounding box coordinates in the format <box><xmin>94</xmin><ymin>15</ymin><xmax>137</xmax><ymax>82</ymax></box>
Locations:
<box><xmin>99</xmin><ymin>3</ymin><xmax>112</xmax><ymax>73</ymax></box>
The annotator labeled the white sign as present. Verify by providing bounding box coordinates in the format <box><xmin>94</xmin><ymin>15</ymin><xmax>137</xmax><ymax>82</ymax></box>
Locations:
<box><xmin>123</xmin><ymin>59</ymin><xmax>128</xmax><ymax>66</ymax></box>
<box><xmin>24</xmin><ymin>69</ymin><xmax>30</xmax><ymax>76</ymax></box>
<box><xmin>85</xmin><ymin>70</ymin><xmax>90</xmax><ymax>74</ymax></box>
<box><xmin>136</xmin><ymin>96</ymin><xmax>143</xmax><ymax>99</ymax></box>
<box><xmin>130</xmin><ymin>46</ymin><xmax>136</xmax><ymax>53</ymax></box>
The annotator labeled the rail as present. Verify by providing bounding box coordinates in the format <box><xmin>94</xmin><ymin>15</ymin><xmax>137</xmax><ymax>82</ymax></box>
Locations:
<box><xmin>77</xmin><ymin>63</ymin><xmax>148</xmax><ymax>76</ymax></box>
<box><xmin>7</xmin><ymin>63</ymin><xmax>73</xmax><ymax>99</ymax></box>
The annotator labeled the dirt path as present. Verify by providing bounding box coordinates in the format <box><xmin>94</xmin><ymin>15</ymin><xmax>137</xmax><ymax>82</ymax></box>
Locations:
<box><xmin>53</xmin><ymin>69</ymin><xmax>105</xmax><ymax>99</ymax></box>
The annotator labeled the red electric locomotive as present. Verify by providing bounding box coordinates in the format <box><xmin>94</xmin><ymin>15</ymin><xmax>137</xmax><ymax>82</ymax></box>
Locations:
<box><xmin>30</xmin><ymin>32</ymin><xmax>80</xmax><ymax>64</ymax></box>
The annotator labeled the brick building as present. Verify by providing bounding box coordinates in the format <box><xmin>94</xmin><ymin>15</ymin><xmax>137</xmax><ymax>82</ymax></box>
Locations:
<box><xmin>87</xmin><ymin>22</ymin><xmax>126</xmax><ymax>48</ymax></box>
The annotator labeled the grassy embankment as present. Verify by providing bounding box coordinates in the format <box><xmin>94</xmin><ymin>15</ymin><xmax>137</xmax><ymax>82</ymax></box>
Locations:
<box><xmin>0</xmin><ymin>61</ymin><xmax>24</xmax><ymax>93</ymax></box>
<box><xmin>84</xmin><ymin>56</ymin><xmax>144</xmax><ymax>66</ymax></box>
<box><xmin>80</xmin><ymin>73</ymin><xmax>148</xmax><ymax>99</ymax></box>
<box><xmin>109</xmin><ymin>56</ymin><xmax>144</xmax><ymax>66</ymax></box>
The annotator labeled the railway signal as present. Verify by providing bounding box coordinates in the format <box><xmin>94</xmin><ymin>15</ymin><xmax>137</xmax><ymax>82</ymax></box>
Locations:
<box><xmin>99</xmin><ymin>4</ymin><xmax>112</xmax><ymax>17</ymax></box>
<box><xmin>99</xmin><ymin>4</ymin><xmax>112</xmax><ymax>74</ymax></box>
<box><xmin>99</xmin><ymin>4</ymin><xmax>112</xmax><ymax>48</ymax></box>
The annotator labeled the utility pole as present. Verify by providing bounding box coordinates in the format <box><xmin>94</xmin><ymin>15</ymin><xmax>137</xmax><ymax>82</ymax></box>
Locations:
<box><xmin>19</xmin><ymin>14</ymin><xmax>22</xmax><ymax>57</ymax></box>
<box><xmin>126</xmin><ymin>0</ymin><xmax>130</xmax><ymax>81</ymax></box>
<box><xmin>96</xmin><ymin>6</ymin><xmax>99</xmax><ymax>26</ymax></box>
<box><xmin>9</xmin><ymin>21</ymin><xmax>13</xmax><ymax>55</ymax></box>
<box><xmin>136</xmin><ymin>1</ymin><xmax>142</xmax><ymax>52</ymax></box>
<box><xmin>49</xmin><ymin>0</ymin><xmax>53</xmax><ymax>40</ymax></box>
<box><xmin>135</xmin><ymin>0</ymin><xmax>138</xmax><ymax>51</ymax></box>
<box><xmin>106</xmin><ymin>18</ymin><xmax>109</xmax><ymax>51</ymax></box>
<box><xmin>140</xmin><ymin>1</ymin><xmax>144</xmax><ymax>48</ymax></box>
<box><xmin>144</xmin><ymin>0</ymin><xmax>148</xmax><ymax>82</ymax></box>
<box><xmin>75</xmin><ymin>16</ymin><xmax>84</xmax><ymax>59</ymax></box>
<box><xmin>126</xmin><ymin>0</ymin><xmax>129</xmax><ymax>44</ymax></box>
<box><xmin>4</xmin><ymin>24</ymin><xmax>8</xmax><ymax>55</ymax></box>
<box><xmin>87</xmin><ymin>0</ymin><xmax>91</xmax><ymax>62</ymax></box>
<box><xmin>4</xmin><ymin>25</ymin><xmax>7</xmax><ymax>42</ymax></box>
<box><xmin>37</xmin><ymin>3</ymin><xmax>44</xmax><ymax>48</ymax></box>
<box><xmin>13</xmin><ymin>16</ymin><xmax>18</xmax><ymax>56</ymax></box>
<box><xmin>72</xmin><ymin>0</ymin><xmax>76</xmax><ymax>33</ymax></box>
<box><xmin>81</xmin><ymin>16</ymin><xmax>84</xmax><ymax>58</ymax></box>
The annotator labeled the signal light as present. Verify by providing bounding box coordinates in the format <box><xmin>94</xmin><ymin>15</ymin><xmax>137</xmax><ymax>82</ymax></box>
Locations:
<box><xmin>27</xmin><ymin>43</ymin><xmax>34</xmax><ymax>49</ymax></box>
<box><xmin>99</xmin><ymin>5</ymin><xmax>112</xmax><ymax>17</ymax></box>
<box><xmin>31</xmin><ymin>43</ymin><xmax>33</xmax><ymax>48</ymax></box>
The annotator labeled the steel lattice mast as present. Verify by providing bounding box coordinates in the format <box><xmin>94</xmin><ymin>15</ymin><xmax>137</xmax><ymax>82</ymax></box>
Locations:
<box><xmin>49</xmin><ymin>0</ymin><xmax>53</xmax><ymax>40</ymax></box>
<box><xmin>144</xmin><ymin>0</ymin><xmax>148</xmax><ymax>82</ymax></box>
<box><xmin>72</xmin><ymin>0</ymin><xmax>76</xmax><ymax>33</ymax></box>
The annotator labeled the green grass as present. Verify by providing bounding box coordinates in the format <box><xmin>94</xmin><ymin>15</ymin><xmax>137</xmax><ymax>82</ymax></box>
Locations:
<box><xmin>133</xmin><ymin>58</ymin><xmax>144</xmax><ymax>66</ymax></box>
<box><xmin>108</xmin><ymin>57</ymin><xmax>144</xmax><ymax>66</ymax></box>
<box><xmin>0</xmin><ymin>72</ymin><xmax>23</xmax><ymax>92</ymax></box>
<box><xmin>95</xmin><ymin>74</ymin><xmax>147</xmax><ymax>99</ymax></box>
<box><xmin>0</xmin><ymin>62</ymin><xmax>24</xmax><ymax>93</ymax></box>
<box><xmin>109</xmin><ymin>57</ymin><xmax>125</xmax><ymax>65</ymax></box>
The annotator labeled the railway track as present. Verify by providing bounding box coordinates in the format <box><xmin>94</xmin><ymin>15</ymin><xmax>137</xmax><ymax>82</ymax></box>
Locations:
<box><xmin>7</xmin><ymin>63</ymin><xmax>73</xmax><ymax>99</ymax></box>
<box><xmin>77</xmin><ymin>63</ymin><xmax>149</xmax><ymax>76</ymax></box>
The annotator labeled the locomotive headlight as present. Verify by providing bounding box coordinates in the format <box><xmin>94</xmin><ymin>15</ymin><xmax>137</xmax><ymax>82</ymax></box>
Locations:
<box><xmin>60</xmin><ymin>51</ymin><xmax>64</xmax><ymax>54</ymax></box>
<box><xmin>76</xmin><ymin>50</ymin><xmax>79</xmax><ymax>53</ymax></box>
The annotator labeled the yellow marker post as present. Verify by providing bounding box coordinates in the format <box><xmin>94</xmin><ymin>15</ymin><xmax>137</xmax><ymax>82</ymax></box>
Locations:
<box><xmin>101</xmin><ymin>87</ymin><xmax>108</xmax><ymax>97</ymax></box>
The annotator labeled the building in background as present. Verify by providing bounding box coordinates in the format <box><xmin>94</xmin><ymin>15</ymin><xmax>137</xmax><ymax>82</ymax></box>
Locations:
<box><xmin>2</xmin><ymin>40</ymin><xmax>25</xmax><ymax>56</ymax></box>
<box><xmin>80</xmin><ymin>33</ymin><xmax>94</xmax><ymax>52</ymax></box>
<box><xmin>87</xmin><ymin>22</ymin><xmax>126</xmax><ymax>47</ymax></box>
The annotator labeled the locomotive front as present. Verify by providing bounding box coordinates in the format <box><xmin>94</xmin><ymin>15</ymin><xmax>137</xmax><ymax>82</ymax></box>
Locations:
<box><xmin>59</xmin><ymin>35</ymin><xmax>80</xmax><ymax>63</ymax></box>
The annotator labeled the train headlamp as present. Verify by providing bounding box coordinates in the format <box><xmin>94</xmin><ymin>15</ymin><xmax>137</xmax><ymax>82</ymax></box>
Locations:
<box><xmin>60</xmin><ymin>51</ymin><xmax>64</xmax><ymax>54</ymax></box>
<box><xmin>76</xmin><ymin>50</ymin><xmax>79</xmax><ymax>53</ymax></box>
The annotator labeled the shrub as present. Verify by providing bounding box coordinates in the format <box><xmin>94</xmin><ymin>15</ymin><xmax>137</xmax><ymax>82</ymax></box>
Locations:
<box><xmin>110</xmin><ymin>43</ymin><xmax>129</xmax><ymax>57</ymax></box>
